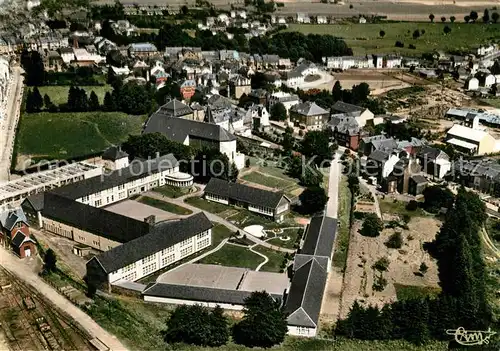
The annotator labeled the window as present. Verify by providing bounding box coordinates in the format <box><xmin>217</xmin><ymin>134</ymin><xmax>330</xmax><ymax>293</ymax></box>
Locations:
<box><xmin>180</xmin><ymin>246</ymin><xmax>193</xmax><ymax>258</ymax></box>
<box><xmin>197</xmin><ymin>238</ymin><xmax>210</xmax><ymax>249</ymax></box>
<box><xmin>15</xmin><ymin>222</ymin><xmax>22</xmax><ymax>228</ymax></box>
<box><xmin>93</xmin><ymin>240</ymin><xmax>99</xmax><ymax>246</ymax></box>
<box><xmin>142</xmin><ymin>254</ymin><xmax>155</xmax><ymax>264</ymax></box>
<box><xmin>142</xmin><ymin>263</ymin><xmax>157</xmax><ymax>276</ymax></box>
<box><xmin>161</xmin><ymin>254</ymin><xmax>175</xmax><ymax>267</ymax></box>
<box><xmin>118</xmin><ymin>184</ymin><xmax>125</xmax><ymax>190</ymax></box>
<box><xmin>119</xmin><ymin>191</ymin><xmax>126</xmax><ymax>199</ymax></box>
<box><xmin>196</xmin><ymin>231</ymin><xmax>209</xmax><ymax>239</ymax></box>
<box><xmin>161</xmin><ymin>246</ymin><xmax>174</xmax><ymax>255</ymax></box>
<box><xmin>180</xmin><ymin>238</ymin><xmax>193</xmax><ymax>248</ymax></box>
<box><xmin>82</xmin><ymin>195</ymin><xmax>89</xmax><ymax>202</ymax></box>
<box><xmin>122</xmin><ymin>262</ymin><xmax>136</xmax><ymax>273</ymax></box>
<box><xmin>123</xmin><ymin>272</ymin><xmax>137</xmax><ymax>281</ymax></box>
<box><xmin>95</xmin><ymin>199</ymin><xmax>102</xmax><ymax>207</ymax></box>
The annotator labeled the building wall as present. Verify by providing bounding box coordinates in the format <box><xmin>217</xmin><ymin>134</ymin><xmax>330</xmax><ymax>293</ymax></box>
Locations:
<box><xmin>479</xmin><ymin>134</ymin><xmax>497</xmax><ymax>155</ymax></box>
<box><xmin>143</xmin><ymin>295</ymin><xmax>244</xmax><ymax>310</ymax></box>
<box><xmin>206</xmin><ymin>193</ymin><xmax>230</xmax><ymax>205</ymax></box>
<box><xmin>287</xmin><ymin>325</ymin><xmax>317</xmax><ymax>337</ymax></box>
<box><xmin>42</xmin><ymin>217</ymin><xmax>123</xmax><ymax>251</ymax></box>
<box><xmin>356</xmin><ymin>110</ymin><xmax>374</xmax><ymax>128</ymax></box>
<box><xmin>234</xmin><ymin>85</ymin><xmax>251</xmax><ymax>99</ymax></box>
<box><xmin>107</xmin><ymin>229</ymin><xmax>211</xmax><ymax>283</ymax></box>
<box><xmin>219</xmin><ymin>140</ymin><xmax>237</xmax><ymax>164</ymax></box>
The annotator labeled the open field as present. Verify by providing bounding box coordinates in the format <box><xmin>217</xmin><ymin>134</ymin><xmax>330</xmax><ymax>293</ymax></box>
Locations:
<box><xmin>241</xmin><ymin>171</ymin><xmax>295</xmax><ymax>190</ymax></box>
<box><xmin>286</xmin><ymin>22</ymin><xmax>500</xmax><ymax>55</ymax></box>
<box><xmin>137</xmin><ymin>196</ymin><xmax>193</xmax><ymax>215</ymax></box>
<box><xmin>340</xmin><ymin>210</ymin><xmax>441</xmax><ymax>318</ymax></box>
<box><xmin>15</xmin><ymin>112</ymin><xmax>146</xmax><ymax>165</ymax></box>
<box><xmin>36</xmin><ymin>85</ymin><xmax>113</xmax><ymax>106</ymax></box>
<box><xmin>198</xmin><ymin>243</ymin><xmax>264</xmax><ymax>269</ymax></box>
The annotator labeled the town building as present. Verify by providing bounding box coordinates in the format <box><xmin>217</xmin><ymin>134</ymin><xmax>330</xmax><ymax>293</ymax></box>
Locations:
<box><xmin>331</xmin><ymin>101</ymin><xmax>374</xmax><ymax>128</ymax></box>
<box><xmin>153</xmin><ymin>99</ymin><xmax>194</xmax><ymax>120</ymax></box>
<box><xmin>268</xmin><ymin>92</ymin><xmax>300</xmax><ymax>115</ymax></box>
<box><xmin>143</xmin><ymin>113</ymin><xmax>245</xmax><ymax>169</ymax></box>
<box><xmin>86</xmin><ymin>212</ymin><xmax>213</xmax><ymax>291</ymax></box>
<box><xmin>328</xmin><ymin>114</ymin><xmax>363</xmax><ymax>150</ymax></box>
<box><xmin>128</xmin><ymin>43</ymin><xmax>158</xmax><ymax>57</ymax></box>
<box><xmin>289</xmin><ymin>102</ymin><xmax>330</xmax><ymax>130</ymax></box>
<box><xmin>446</xmin><ymin>123</ymin><xmax>499</xmax><ymax>155</ymax></box>
<box><xmin>180</xmin><ymin>79</ymin><xmax>197</xmax><ymax>100</ymax></box>
<box><xmin>0</xmin><ymin>208</ymin><xmax>36</xmax><ymax>258</ymax></box>
<box><xmin>416</xmin><ymin>146</ymin><xmax>451</xmax><ymax>179</ymax></box>
<box><xmin>204</xmin><ymin>178</ymin><xmax>291</xmax><ymax>222</ymax></box>
<box><xmin>229</xmin><ymin>75</ymin><xmax>251</xmax><ymax>99</ymax></box>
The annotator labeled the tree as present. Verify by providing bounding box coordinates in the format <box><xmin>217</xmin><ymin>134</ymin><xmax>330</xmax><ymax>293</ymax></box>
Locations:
<box><xmin>419</xmin><ymin>262</ymin><xmax>428</xmax><ymax>274</ymax></box>
<box><xmin>181</xmin><ymin>5</ymin><xmax>188</xmax><ymax>15</ymax></box>
<box><xmin>103</xmin><ymin>91</ymin><xmax>116</xmax><ymax>111</ymax></box>
<box><xmin>360</xmin><ymin>213</ymin><xmax>383</xmax><ymax>237</ymax></box>
<box><xmin>450</xmin><ymin>15</ymin><xmax>456</xmax><ymax>23</ymax></box>
<box><xmin>299</xmin><ymin>166</ymin><xmax>323</xmax><ymax>186</ymax></box>
<box><xmin>492</xmin><ymin>12</ymin><xmax>499</xmax><ymax>23</ymax></box>
<box><xmin>470</xmin><ymin>10</ymin><xmax>478</xmax><ymax>22</ymax></box>
<box><xmin>412</xmin><ymin>29</ymin><xmax>420</xmax><ymax>39</ymax></box>
<box><xmin>483</xmin><ymin>8</ymin><xmax>490</xmax><ymax>23</ymax></box>
<box><xmin>30</xmin><ymin>87</ymin><xmax>43</xmax><ymax>112</ymax></box>
<box><xmin>43</xmin><ymin>94</ymin><xmax>52</xmax><ymax>110</ymax></box>
<box><xmin>429</xmin><ymin>13</ymin><xmax>435</xmax><ymax>22</ymax></box>
<box><xmin>43</xmin><ymin>249</ymin><xmax>57</xmax><ymax>272</ymax></box>
<box><xmin>245</xmin><ymin>158</ymin><xmax>250</xmax><ymax>168</ymax></box>
<box><xmin>443</xmin><ymin>25</ymin><xmax>452</xmax><ymax>35</ymax></box>
<box><xmin>347</xmin><ymin>174</ymin><xmax>360</xmax><ymax>195</ymax></box>
<box><xmin>164</xmin><ymin>304</ymin><xmax>229</xmax><ymax>347</ymax></box>
<box><xmin>385</xmin><ymin>232</ymin><xmax>403</xmax><ymax>249</ymax></box>
<box><xmin>192</xmin><ymin>148</ymin><xmax>238</xmax><ymax>183</ymax></box>
<box><xmin>422</xmin><ymin>185</ymin><xmax>454</xmax><ymax>213</ymax></box>
<box><xmin>299</xmin><ymin>186</ymin><xmax>328</xmax><ymax>214</ymax></box>
<box><xmin>351</xmin><ymin>82</ymin><xmax>370</xmax><ymax>103</ymax></box>
<box><xmin>282</xmin><ymin>128</ymin><xmax>295</xmax><ymax>153</ymax></box>
<box><xmin>25</xmin><ymin>90</ymin><xmax>34</xmax><ymax>113</ymax></box>
<box><xmin>440</xmin><ymin>16</ymin><xmax>446</xmax><ymax>22</ymax></box>
<box><xmin>232</xmin><ymin>291</ymin><xmax>288</xmax><ymax>348</ymax></box>
<box><xmin>89</xmin><ymin>91</ymin><xmax>100</xmax><ymax>111</ymax></box>
<box><xmin>270</xmin><ymin>102</ymin><xmax>286</xmax><ymax>121</ymax></box>
<box><xmin>379</xmin><ymin>30</ymin><xmax>385</xmax><ymax>38</ymax></box>
<box><xmin>332</xmin><ymin>80</ymin><xmax>343</xmax><ymax>101</ymax></box>
<box><xmin>464</xmin><ymin>15</ymin><xmax>471</xmax><ymax>23</ymax></box>
<box><xmin>21</xmin><ymin>50</ymin><xmax>45</xmax><ymax>86</ymax></box>
<box><xmin>301</xmin><ymin>130</ymin><xmax>333</xmax><ymax>165</ymax></box>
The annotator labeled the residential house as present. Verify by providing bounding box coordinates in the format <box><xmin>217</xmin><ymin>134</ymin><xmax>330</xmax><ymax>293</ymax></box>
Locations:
<box><xmin>451</xmin><ymin>158</ymin><xmax>500</xmax><ymax>195</ymax></box>
<box><xmin>204</xmin><ymin>178</ymin><xmax>291</xmax><ymax>222</ymax></box>
<box><xmin>229</xmin><ymin>75</ymin><xmax>251</xmax><ymax>99</ymax></box>
<box><xmin>102</xmin><ymin>146</ymin><xmax>129</xmax><ymax>171</ymax></box>
<box><xmin>0</xmin><ymin>208</ymin><xmax>36</xmax><ymax>258</ymax></box>
<box><xmin>296</xmin><ymin>13</ymin><xmax>310</xmax><ymax>24</ymax></box>
<box><xmin>317</xmin><ymin>16</ymin><xmax>328</xmax><ymax>24</ymax></box>
<box><xmin>289</xmin><ymin>102</ymin><xmax>330</xmax><ymax>130</ymax></box>
<box><xmin>247</xmin><ymin>104</ymin><xmax>270</xmax><ymax>129</ymax></box>
<box><xmin>385</xmin><ymin>157</ymin><xmax>422</xmax><ymax>194</ymax></box>
<box><xmin>268</xmin><ymin>92</ymin><xmax>300</xmax><ymax>115</ymax></box>
<box><xmin>59</xmin><ymin>47</ymin><xmax>75</xmax><ymax>64</ymax></box>
<box><xmin>128</xmin><ymin>43</ymin><xmax>158</xmax><ymax>58</ymax></box>
<box><xmin>359</xmin><ymin>135</ymin><xmax>398</xmax><ymax>156</ymax></box>
<box><xmin>331</xmin><ymin>101</ymin><xmax>374</xmax><ymax>127</ymax></box>
<box><xmin>328</xmin><ymin>114</ymin><xmax>363</xmax><ymax>150</ymax></box>
<box><xmin>86</xmin><ymin>212</ymin><xmax>213</xmax><ymax>291</ymax></box>
<box><xmin>416</xmin><ymin>146</ymin><xmax>451</xmax><ymax>179</ymax></box>
<box><xmin>366</xmin><ymin>149</ymin><xmax>405</xmax><ymax>183</ymax></box>
<box><xmin>180</xmin><ymin>79</ymin><xmax>197</xmax><ymax>100</ymax></box>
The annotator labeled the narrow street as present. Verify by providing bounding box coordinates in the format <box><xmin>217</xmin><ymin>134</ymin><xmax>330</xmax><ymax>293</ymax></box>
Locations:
<box><xmin>0</xmin><ymin>247</ymin><xmax>129</xmax><ymax>351</ymax></box>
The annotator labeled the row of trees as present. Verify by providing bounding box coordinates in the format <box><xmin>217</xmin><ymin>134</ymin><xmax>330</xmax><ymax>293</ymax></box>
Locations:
<box><xmin>164</xmin><ymin>291</ymin><xmax>287</xmax><ymax>348</ymax></box>
<box><xmin>337</xmin><ymin>188</ymin><xmax>494</xmax><ymax>345</ymax></box>
<box><xmin>429</xmin><ymin>9</ymin><xmax>500</xmax><ymax>23</ymax></box>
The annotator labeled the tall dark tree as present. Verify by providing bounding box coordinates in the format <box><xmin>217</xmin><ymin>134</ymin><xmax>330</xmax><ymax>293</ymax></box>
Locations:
<box><xmin>443</xmin><ymin>25</ymin><xmax>452</xmax><ymax>35</ymax></box>
<box><xmin>429</xmin><ymin>13</ymin><xmax>435</xmax><ymax>22</ymax></box>
<box><xmin>464</xmin><ymin>15</ymin><xmax>471</xmax><ymax>23</ymax></box>
<box><xmin>440</xmin><ymin>16</ymin><xmax>446</xmax><ymax>22</ymax></box>
<box><xmin>232</xmin><ymin>291</ymin><xmax>288</xmax><ymax>348</ymax></box>
<box><xmin>483</xmin><ymin>8</ymin><xmax>490</xmax><ymax>23</ymax></box>
<box><xmin>492</xmin><ymin>12</ymin><xmax>499</xmax><ymax>23</ymax></box>
<box><xmin>450</xmin><ymin>15</ymin><xmax>456</xmax><ymax>23</ymax></box>
<box><xmin>43</xmin><ymin>248</ymin><xmax>57</xmax><ymax>273</ymax></box>
<box><xmin>351</xmin><ymin>82</ymin><xmax>370</xmax><ymax>103</ymax></box>
<box><xmin>422</xmin><ymin>185</ymin><xmax>454</xmax><ymax>213</ymax></box>
<box><xmin>21</xmin><ymin>50</ymin><xmax>45</xmax><ymax>86</ymax></box>
<box><xmin>31</xmin><ymin>87</ymin><xmax>43</xmax><ymax>112</ymax></box>
<box><xmin>379</xmin><ymin>30</ymin><xmax>386</xmax><ymax>38</ymax></box>
<box><xmin>332</xmin><ymin>80</ymin><xmax>343</xmax><ymax>101</ymax></box>
<box><xmin>25</xmin><ymin>90</ymin><xmax>34</xmax><ymax>113</ymax></box>
<box><xmin>360</xmin><ymin>213</ymin><xmax>383</xmax><ymax>237</ymax></box>
<box><xmin>470</xmin><ymin>10</ymin><xmax>478</xmax><ymax>22</ymax></box>
<box><xmin>270</xmin><ymin>102</ymin><xmax>287</xmax><ymax>121</ymax></box>
<box><xmin>301</xmin><ymin>130</ymin><xmax>333</xmax><ymax>165</ymax></box>
<box><xmin>89</xmin><ymin>90</ymin><xmax>100</xmax><ymax>111</ymax></box>
<box><xmin>103</xmin><ymin>91</ymin><xmax>116</xmax><ymax>111</ymax></box>
<box><xmin>299</xmin><ymin>186</ymin><xmax>328</xmax><ymax>214</ymax></box>
<box><xmin>282</xmin><ymin>127</ymin><xmax>295</xmax><ymax>153</ymax></box>
<box><xmin>412</xmin><ymin>29</ymin><xmax>420</xmax><ymax>39</ymax></box>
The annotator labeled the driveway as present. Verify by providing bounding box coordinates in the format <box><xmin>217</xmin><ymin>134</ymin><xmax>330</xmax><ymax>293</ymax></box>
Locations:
<box><xmin>0</xmin><ymin>247</ymin><xmax>128</xmax><ymax>351</ymax></box>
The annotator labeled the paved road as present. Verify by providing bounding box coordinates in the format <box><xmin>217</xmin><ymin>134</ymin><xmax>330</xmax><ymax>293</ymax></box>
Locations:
<box><xmin>0</xmin><ymin>65</ymin><xmax>23</xmax><ymax>181</ymax></box>
<box><xmin>326</xmin><ymin>155</ymin><xmax>341</xmax><ymax>219</ymax></box>
<box><xmin>145</xmin><ymin>191</ymin><xmax>295</xmax><ymax>254</ymax></box>
<box><xmin>0</xmin><ymin>247</ymin><xmax>129</xmax><ymax>351</ymax></box>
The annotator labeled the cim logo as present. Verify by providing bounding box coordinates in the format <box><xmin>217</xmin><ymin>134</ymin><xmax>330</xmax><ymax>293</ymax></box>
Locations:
<box><xmin>446</xmin><ymin>327</ymin><xmax>497</xmax><ymax>346</ymax></box>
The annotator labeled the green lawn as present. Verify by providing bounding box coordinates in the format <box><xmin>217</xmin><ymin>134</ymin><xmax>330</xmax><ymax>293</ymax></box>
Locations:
<box><xmin>379</xmin><ymin>197</ymin><xmax>428</xmax><ymax>218</ymax></box>
<box><xmin>184</xmin><ymin>196</ymin><xmax>231</xmax><ymax>214</ymax></box>
<box><xmin>286</xmin><ymin>23</ymin><xmax>500</xmax><ymax>55</ymax></box>
<box><xmin>16</xmin><ymin>111</ymin><xmax>146</xmax><ymax>164</ymax></box>
<box><xmin>266</xmin><ymin>228</ymin><xmax>302</xmax><ymax>249</ymax></box>
<box><xmin>332</xmin><ymin>176</ymin><xmax>352</xmax><ymax>270</ymax></box>
<box><xmin>485</xmin><ymin>217</ymin><xmax>500</xmax><ymax>245</ymax></box>
<box><xmin>242</xmin><ymin>172</ymin><xmax>295</xmax><ymax>190</ymax></box>
<box><xmin>252</xmin><ymin>245</ymin><xmax>287</xmax><ymax>273</ymax></box>
<box><xmin>394</xmin><ymin>284</ymin><xmax>441</xmax><ymax>301</ymax></box>
<box><xmin>152</xmin><ymin>185</ymin><xmax>195</xmax><ymax>198</ymax></box>
<box><xmin>198</xmin><ymin>243</ymin><xmax>263</xmax><ymax>269</ymax></box>
<box><xmin>212</xmin><ymin>223</ymin><xmax>235</xmax><ymax>247</ymax></box>
<box><xmin>36</xmin><ymin>85</ymin><xmax>113</xmax><ymax>106</ymax></box>
<box><xmin>138</xmin><ymin>196</ymin><xmax>193</xmax><ymax>215</ymax></box>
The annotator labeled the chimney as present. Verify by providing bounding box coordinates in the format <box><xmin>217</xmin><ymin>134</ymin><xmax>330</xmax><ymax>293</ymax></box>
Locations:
<box><xmin>144</xmin><ymin>215</ymin><xmax>156</xmax><ymax>227</ymax></box>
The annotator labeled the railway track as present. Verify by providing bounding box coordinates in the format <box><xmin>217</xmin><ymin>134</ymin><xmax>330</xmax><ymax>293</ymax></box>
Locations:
<box><xmin>0</xmin><ymin>267</ymin><xmax>94</xmax><ymax>350</ymax></box>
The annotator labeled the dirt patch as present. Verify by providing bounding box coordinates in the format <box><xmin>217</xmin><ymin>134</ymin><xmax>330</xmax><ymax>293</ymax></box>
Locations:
<box><xmin>354</xmin><ymin>201</ymin><xmax>377</xmax><ymax>213</ymax></box>
<box><xmin>340</xmin><ymin>216</ymin><xmax>441</xmax><ymax>319</ymax></box>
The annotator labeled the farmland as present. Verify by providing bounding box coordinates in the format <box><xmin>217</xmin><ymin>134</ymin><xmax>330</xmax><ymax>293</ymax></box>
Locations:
<box><xmin>286</xmin><ymin>22</ymin><xmax>500</xmax><ymax>55</ymax></box>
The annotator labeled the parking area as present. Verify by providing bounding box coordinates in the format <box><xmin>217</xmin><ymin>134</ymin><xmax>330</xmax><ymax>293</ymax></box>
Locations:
<box><xmin>104</xmin><ymin>199</ymin><xmax>177</xmax><ymax>222</ymax></box>
<box><xmin>157</xmin><ymin>263</ymin><xmax>289</xmax><ymax>295</ymax></box>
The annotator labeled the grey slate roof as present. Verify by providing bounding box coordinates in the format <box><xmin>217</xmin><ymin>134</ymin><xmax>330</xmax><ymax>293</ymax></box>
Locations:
<box><xmin>300</xmin><ymin>215</ymin><xmax>337</xmax><ymax>258</ymax></box>
<box><xmin>144</xmin><ymin>114</ymin><xmax>236</xmax><ymax>143</ymax></box>
<box><xmin>23</xmin><ymin>193</ymin><xmax>45</xmax><ymax>211</ymax></box>
<box><xmin>290</xmin><ymin>101</ymin><xmax>329</xmax><ymax>116</ymax></box>
<box><xmin>369</xmin><ymin>150</ymin><xmax>390</xmax><ymax>163</ymax></box>
<box><xmin>417</xmin><ymin>145</ymin><xmax>447</xmax><ymax>161</ymax></box>
<box><xmin>142</xmin><ymin>282</ymin><xmax>283</xmax><ymax>305</ymax></box>
<box><xmin>102</xmin><ymin>146</ymin><xmax>128</xmax><ymax>161</ymax></box>
<box><xmin>204</xmin><ymin>178</ymin><xmax>288</xmax><ymax>209</ymax></box>
<box><xmin>43</xmin><ymin>193</ymin><xmax>149</xmax><ymax>244</ymax></box>
<box><xmin>156</xmin><ymin>99</ymin><xmax>193</xmax><ymax>118</ymax></box>
<box><xmin>52</xmin><ymin>154</ymin><xmax>179</xmax><ymax>200</ymax></box>
<box><xmin>332</xmin><ymin>101</ymin><xmax>364</xmax><ymax>114</ymax></box>
<box><xmin>371</xmin><ymin>138</ymin><xmax>398</xmax><ymax>153</ymax></box>
<box><xmin>0</xmin><ymin>208</ymin><xmax>28</xmax><ymax>231</ymax></box>
<box><xmin>329</xmin><ymin>114</ymin><xmax>361</xmax><ymax>135</ymax></box>
<box><xmin>285</xmin><ymin>258</ymin><xmax>328</xmax><ymax>328</ymax></box>
<box><xmin>293</xmin><ymin>254</ymin><xmax>329</xmax><ymax>272</ymax></box>
<box><xmin>411</xmin><ymin>175</ymin><xmax>428</xmax><ymax>184</ymax></box>
<box><xmin>92</xmin><ymin>212</ymin><xmax>213</xmax><ymax>273</ymax></box>
<box><xmin>11</xmin><ymin>231</ymin><xmax>30</xmax><ymax>248</ymax></box>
